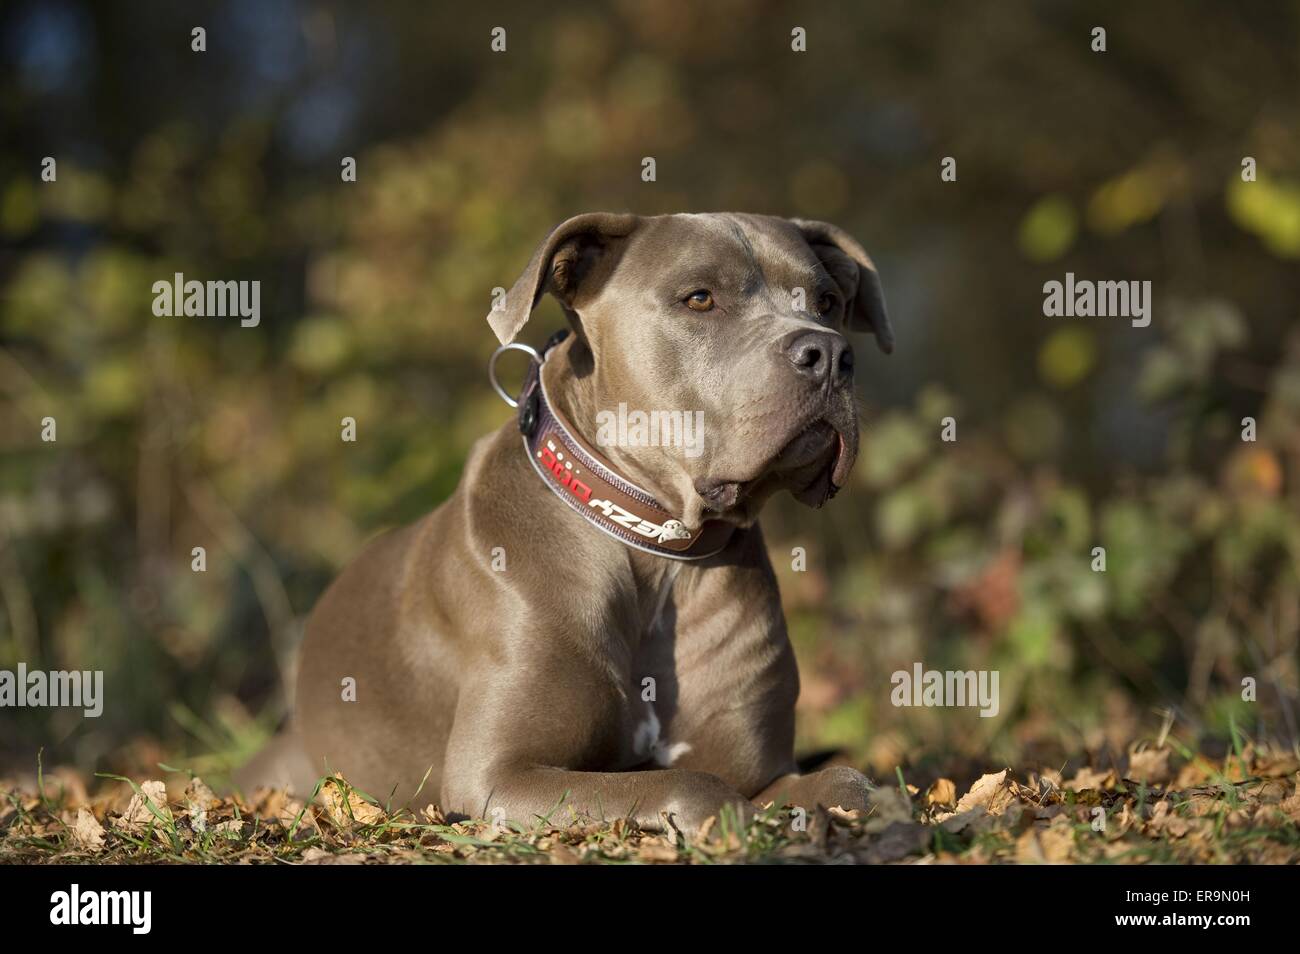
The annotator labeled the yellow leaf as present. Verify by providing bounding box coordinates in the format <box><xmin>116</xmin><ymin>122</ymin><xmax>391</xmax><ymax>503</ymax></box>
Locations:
<box><xmin>926</xmin><ymin>778</ymin><xmax>957</xmax><ymax>808</ymax></box>
<box><xmin>320</xmin><ymin>777</ymin><xmax>384</xmax><ymax>827</ymax></box>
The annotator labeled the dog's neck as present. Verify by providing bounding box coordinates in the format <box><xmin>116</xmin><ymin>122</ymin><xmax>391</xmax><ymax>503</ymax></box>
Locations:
<box><xmin>518</xmin><ymin>333</ymin><xmax>732</xmax><ymax>561</ymax></box>
<box><xmin>546</xmin><ymin>334</ymin><xmax>697</xmax><ymax>515</ymax></box>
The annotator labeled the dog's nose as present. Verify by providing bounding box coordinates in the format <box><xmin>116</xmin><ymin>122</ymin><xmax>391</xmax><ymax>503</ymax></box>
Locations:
<box><xmin>782</xmin><ymin>329</ymin><xmax>853</xmax><ymax>387</ymax></box>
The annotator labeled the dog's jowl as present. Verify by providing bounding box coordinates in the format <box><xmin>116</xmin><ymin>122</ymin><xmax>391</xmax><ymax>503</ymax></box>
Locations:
<box><xmin>237</xmin><ymin>212</ymin><xmax>894</xmax><ymax>832</ymax></box>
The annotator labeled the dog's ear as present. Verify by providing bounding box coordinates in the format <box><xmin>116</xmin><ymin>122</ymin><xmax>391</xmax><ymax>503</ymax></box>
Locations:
<box><xmin>790</xmin><ymin>218</ymin><xmax>894</xmax><ymax>354</ymax></box>
<box><xmin>488</xmin><ymin>212</ymin><xmax>640</xmax><ymax>345</ymax></box>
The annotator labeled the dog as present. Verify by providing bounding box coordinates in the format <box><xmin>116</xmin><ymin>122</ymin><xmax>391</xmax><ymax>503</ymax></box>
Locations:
<box><xmin>237</xmin><ymin>212</ymin><xmax>894</xmax><ymax>832</ymax></box>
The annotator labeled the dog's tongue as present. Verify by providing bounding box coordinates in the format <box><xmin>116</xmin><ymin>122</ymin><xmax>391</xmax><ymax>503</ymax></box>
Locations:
<box><xmin>830</xmin><ymin>432</ymin><xmax>852</xmax><ymax>488</ymax></box>
<box><xmin>793</xmin><ymin>430</ymin><xmax>852</xmax><ymax>508</ymax></box>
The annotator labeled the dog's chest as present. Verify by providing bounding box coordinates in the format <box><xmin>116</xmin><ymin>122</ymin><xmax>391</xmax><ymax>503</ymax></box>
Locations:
<box><xmin>625</xmin><ymin>601</ymin><xmax>691</xmax><ymax>768</ymax></box>
<box><xmin>629</xmin><ymin>703</ymin><xmax>691</xmax><ymax>767</ymax></box>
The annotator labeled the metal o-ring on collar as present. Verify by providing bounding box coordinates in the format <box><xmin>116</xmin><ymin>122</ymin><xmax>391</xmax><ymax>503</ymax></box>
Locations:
<box><xmin>488</xmin><ymin>342</ymin><xmax>542</xmax><ymax>409</ymax></box>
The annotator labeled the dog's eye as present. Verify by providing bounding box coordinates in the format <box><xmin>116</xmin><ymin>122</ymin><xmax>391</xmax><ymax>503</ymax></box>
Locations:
<box><xmin>684</xmin><ymin>290</ymin><xmax>715</xmax><ymax>312</ymax></box>
<box><xmin>816</xmin><ymin>292</ymin><xmax>838</xmax><ymax>316</ymax></box>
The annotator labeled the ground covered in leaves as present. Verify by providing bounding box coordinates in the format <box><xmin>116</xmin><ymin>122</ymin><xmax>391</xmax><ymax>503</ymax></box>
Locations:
<box><xmin>3</xmin><ymin>744</ymin><xmax>1299</xmax><ymax>865</ymax></box>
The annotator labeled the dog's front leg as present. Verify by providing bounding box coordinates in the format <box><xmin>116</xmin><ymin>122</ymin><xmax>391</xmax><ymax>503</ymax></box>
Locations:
<box><xmin>438</xmin><ymin>671</ymin><xmax>752</xmax><ymax>834</ymax></box>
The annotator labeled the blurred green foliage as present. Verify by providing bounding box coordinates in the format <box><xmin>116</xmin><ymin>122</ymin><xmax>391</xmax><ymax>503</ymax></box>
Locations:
<box><xmin>0</xmin><ymin>1</ymin><xmax>1297</xmax><ymax>781</ymax></box>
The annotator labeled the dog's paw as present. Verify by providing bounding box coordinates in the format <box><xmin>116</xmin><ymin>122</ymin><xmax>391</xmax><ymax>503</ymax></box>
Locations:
<box><xmin>663</xmin><ymin>776</ymin><xmax>755</xmax><ymax>835</ymax></box>
<box><xmin>800</xmin><ymin>765</ymin><xmax>874</xmax><ymax>814</ymax></box>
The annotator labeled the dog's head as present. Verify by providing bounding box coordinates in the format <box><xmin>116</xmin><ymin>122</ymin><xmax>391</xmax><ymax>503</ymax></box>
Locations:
<box><xmin>489</xmin><ymin>212</ymin><xmax>892</xmax><ymax>527</ymax></box>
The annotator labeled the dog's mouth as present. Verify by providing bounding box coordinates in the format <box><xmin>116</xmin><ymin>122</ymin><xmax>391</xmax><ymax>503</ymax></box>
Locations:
<box><xmin>781</xmin><ymin>403</ymin><xmax>858</xmax><ymax>507</ymax></box>
<box><xmin>695</xmin><ymin>400</ymin><xmax>858</xmax><ymax>513</ymax></box>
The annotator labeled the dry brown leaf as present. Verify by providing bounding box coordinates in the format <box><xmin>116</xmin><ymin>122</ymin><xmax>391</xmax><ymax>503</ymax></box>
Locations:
<box><xmin>936</xmin><ymin>770</ymin><xmax>1026</xmax><ymax>834</ymax></box>
<box><xmin>1015</xmin><ymin>827</ymin><xmax>1045</xmax><ymax>863</ymax></box>
<box><xmin>1065</xmin><ymin>766</ymin><xmax>1114</xmax><ymax>791</ymax></box>
<box><xmin>548</xmin><ymin>844</ymin><xmax>581</xmax><ymax>865</ymax></box>
<box><xmin>954</xmin><ymin>770</ymin><xmax>1013</xmax><ymax>813</ymax></box>
<box><xmin>1126</xmin><ymin>746</ymin><xmax>1171</xmax><ymax>784</ymax></box>
<box><xmin>1110</xmin><ymin>800</ymin><xmax>1137</xmax><ymax>838</ymax></box>
<box><xmin>320</xmin><ymin>778</ymin><xmax>384</xmax><ymax>827</ymax></box>
<box><xmin>421</xmin><ymin>804</ymin><xmax>446</xmax><ymax>825</ymax></box>
<box><xmin>276</xmin><ymin>797</ymin><xmax>318</xmax><ymax>833</ymax></box>
<box><xmin>1146</xmin><ymin>800</ymin><xmax>1191</xmax><ymax>838</ymax></box>
<box><xmin>1224</xmin><ymin>808</ymin><xmax>1252</xmax><ymax>830</ymax></box>
<box><xmin>116</xmin><ymin>780</ymin><xmax>172</xmax><ymax>836</ymax></box>
<box><xmin>1254</xmin><ymin>754</ymin><xmax>1300</xmax><ymax>778</ymax></box>
<box><xmin>213</xmin><ymin>819</ymin><xmax>245</xmax><ymax>839</ymax></box>
<box><xmin>1038</xmin><ymin>818</ymin><xmax>1077</xmax><ymax>862</ymax></box>
<box><xmin>1030</xmin><ymin>776</ymin><xmax>1063</xmax><ymax>804</ymax></box>
<box><xmin>1174</xmin><ymin>755</ymin><xmax>1219</xmax><ymax>788</ymax></box>
<box><xmin>69</xmin><ymin>807</ymin><xmax>105</xmax><ymax>854</ymax></box>
<box><xmin>1016</xmin><ymin>814</ymin><xmax>1078</xmax><ymax>863</ymax></box>
<box><xmin>926</xmin><ymin>778</ymin><xmax>957</xmax><ymax>808</ymax></box>
<box><xmin>1183</xmin><ymin>792</ymin><xmax>1225</xmax><ymax>817</ymax></box>
<box><xmin>249</xmin><ymin>787</ymin><xmax>288</xmax><ymax>818</ymax></box>
<box><xmin>1244</xmin><ymin>778</ymin><xmax>1288</xmax><ymax>803</ymax></box>
<box><xmin>1277</xmin><ymin>784</ymin><xmax>1300</xmax><ymax>822</ymax></box>
<box><xmin>184</xmin><ymin>776</ymin><xmax>220</xmax><ymax>811</ymax></box>
<box><xmin>301</xmin><ymin>846</ymin><xmax>367</xmax><ymax>864</ymax></box>
<box><xmin>637</xmin><ymin>839</ymin><xmax>680</xmax><ymax>863</ymax></box>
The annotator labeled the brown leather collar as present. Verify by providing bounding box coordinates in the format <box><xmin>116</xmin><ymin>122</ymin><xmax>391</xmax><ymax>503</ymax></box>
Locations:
<box><xmin>513</xmin><ymin>332</ymin><xmax>734</xmax><ymax>560</ymax></box>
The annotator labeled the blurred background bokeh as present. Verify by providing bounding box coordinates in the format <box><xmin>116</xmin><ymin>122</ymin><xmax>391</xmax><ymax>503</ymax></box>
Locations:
<box><xmin>2</xmin><ymin>0</ymin><xmax>1298</xmax><ymax>787</ymax></box>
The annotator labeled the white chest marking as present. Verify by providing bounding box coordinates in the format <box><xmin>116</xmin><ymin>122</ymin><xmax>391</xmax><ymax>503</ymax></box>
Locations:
<box><xmin>632</xmin><ymin>709</ymin><xmax>692</xmax><ymax>767</ymax></box>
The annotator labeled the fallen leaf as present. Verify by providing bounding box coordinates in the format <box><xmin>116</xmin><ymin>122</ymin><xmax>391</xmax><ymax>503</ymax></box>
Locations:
<box><xmin>213</xmin><ymin>819</ymin><xmax>245</xmax><ymax>839</ymax></box>
<box><xmin>1277</xmin><ymin>784</ymin><xmax>1300</xmax><ymax>822</ymax></box>
<box><xmin>250</xmin><ymin>787</ymin><xmax>289</xmax><ymax>820</ymax></box>
<box><xmin>301</xmin><ymin>847</ymin><xmax>366</xmax><ymax>864</ymax></box>
<box><xmin>1065</xmin><ymin>765</ymin><xmax>1115</xmax><ymax>791</ymax></box>
<box><xmin>1109</xmin><ymin>800</ymin><xmax>1137</xmax><ymax>838</ymax></box>
<box><xmin>184</xmin><ymin>776</ymin><xmax>220</xmax><ymax>811</ymax></box>
<box><xmin>1244</xmin><ymin>778</ymin><xmax>1288</xmax><ymax>803</ymax></box>
<box><xmin>549</xmin><ymin>844</ymin><xmax>581</xmax><ymax>865</ymax></box>
<box><xmin>926</xmin><ymin>778</ymin><xmax>957</xmax><ymax>808</ymax></box>
<box><xmin>276</xmin><ymin>797</ymin><xmax>318</xmax><ymax>834</ymax></box>
<box><xmin>320</xmin><ymin>778</ymin><xmax>384</xmax><ymax>827</ymax></box>
<box><xmin>954</xmin><ymin>770</ymin><xmax>1013</xmax><ymax>814</ymax></box>
<box><xmin>1126</xmin><ymin>746</ymin><xmax>1171</xmax><ymax>784</ymax></box>
<box><xmin>937</xmin><ymin>770</ymin><xmax>1023</xmax><ymax>833</ymax></box>
<box><xmin>69</xmin><ymin>808</ymin><xmax>105</xmax><ymax>854</ymax></box>
<box><xmin>1146</xmin><ymin>800</ymin><xmax>1191</xmax><ymax>838</ymax></box>
<box><xmin>1017</xmin><ymin>817</ymin><xmax>1075</xmax><ymax>863</ymax></box>
<box><xmin>637</xmin><ymin>839</ymin><xmax>680</xmax><ymax>863</ymax></box>
<box><xmin>421</xmin><ymin>804</ymin><xmax>446</xmax><ymax>825</ymax></box>
<box><xmin>1174</xmin><ymin>755</ymin><xmax>1219</xmax><ymax>788</ymax></box>
<box><xmin>116</xmin><ymin>780</ymin><xmax>172</xmax><ymax>836</ymax></box>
